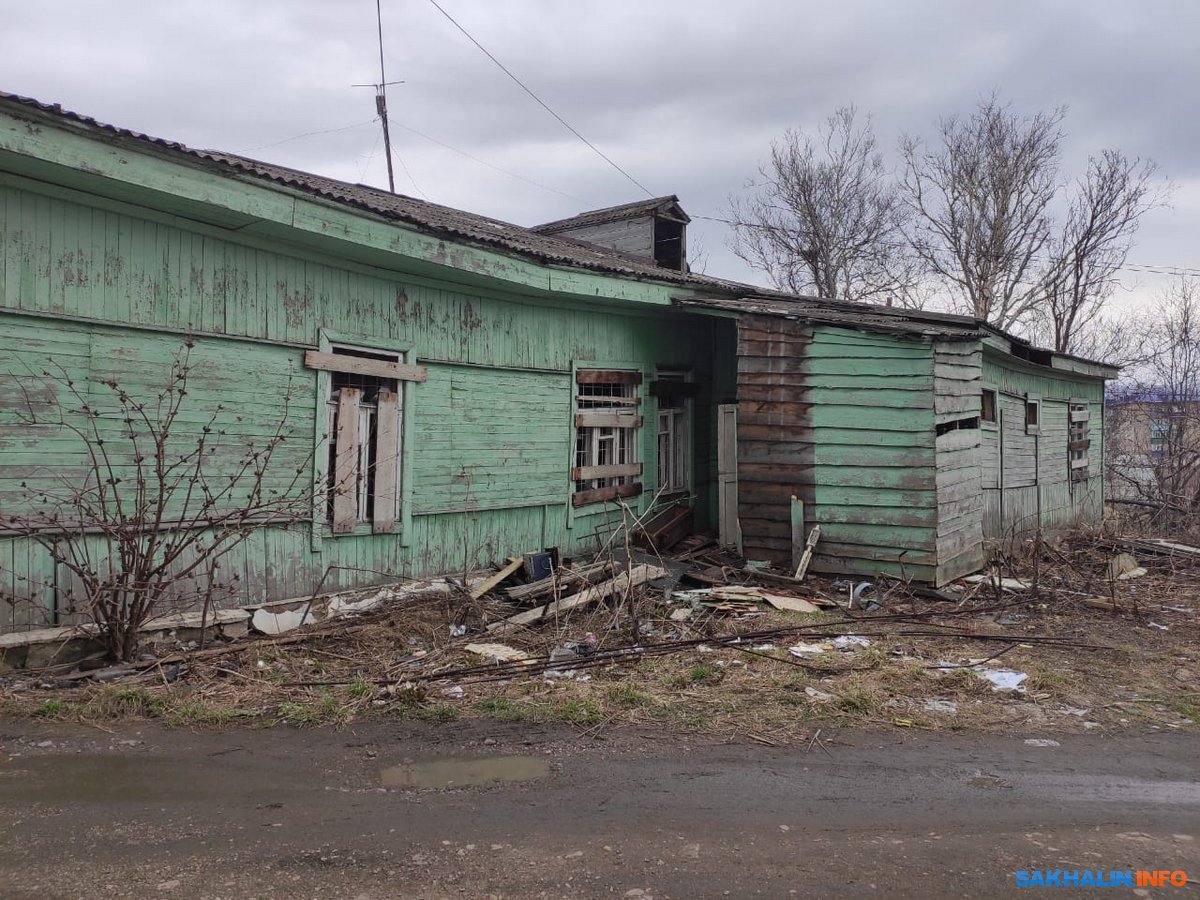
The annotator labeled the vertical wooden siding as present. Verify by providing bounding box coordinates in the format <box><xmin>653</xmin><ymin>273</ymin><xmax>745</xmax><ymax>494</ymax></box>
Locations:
<box><xmin>932</xmin><ymin>341</ymin><xmax>984</xmax><ymax>583</ymax></box>
<box><xmin>980</xmin><ymin>352</ymin><xmax>1105</xmax><ymax>539</ymax></box>
<box><xmin>0</xmin><ymin>181</ymin><xmax>736</xmax><ymax>630</ymax></box>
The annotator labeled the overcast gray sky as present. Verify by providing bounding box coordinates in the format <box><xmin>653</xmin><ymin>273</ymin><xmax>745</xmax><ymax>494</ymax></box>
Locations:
<box><xmin>3</xmin><ymin>0</ymin><xmax>1197</xmax><ymax>306</ymax></box>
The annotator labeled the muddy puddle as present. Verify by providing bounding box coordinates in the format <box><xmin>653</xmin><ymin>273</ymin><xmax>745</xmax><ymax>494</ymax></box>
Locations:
<box><xmin>381</xmin><ymin>755</ymin><xmax>549</xmax><ymax>789</ymax></box>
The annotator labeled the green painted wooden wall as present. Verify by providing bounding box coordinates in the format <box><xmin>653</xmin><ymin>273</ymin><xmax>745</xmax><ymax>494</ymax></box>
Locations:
<box><xmin>0</xmin><ymin>178</ymin><xmax>733</xmax><ymax>630</ymax></box>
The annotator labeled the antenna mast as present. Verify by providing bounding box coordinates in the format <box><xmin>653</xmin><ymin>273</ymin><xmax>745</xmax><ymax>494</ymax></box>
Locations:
<box><xmin>355</xmin><ymin>0</ymin><xmax>402</xmax><ymax>192</ymax></box>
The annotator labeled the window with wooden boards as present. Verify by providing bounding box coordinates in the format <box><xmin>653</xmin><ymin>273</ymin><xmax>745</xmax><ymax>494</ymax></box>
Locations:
<box><xmin>1069</xmin><ymin>403</ymin><xmax>1090</xmax><ymax>482</ymax></box>
<box><xmin>572</xmin><ymin>369</ymin><xmax>643</xmax><ymax>508</ymax></box>
<box><xmin>304</xmin><ymin>346</ymin><xmax>427</xmax><ymax>533</ymax></box>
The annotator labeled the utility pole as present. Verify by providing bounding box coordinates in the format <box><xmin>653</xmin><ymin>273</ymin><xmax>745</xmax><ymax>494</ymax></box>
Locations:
<box><xmin>355</xmin><ymin>0</ymin><xmax>402</xmax><ymax>193</ymax></box>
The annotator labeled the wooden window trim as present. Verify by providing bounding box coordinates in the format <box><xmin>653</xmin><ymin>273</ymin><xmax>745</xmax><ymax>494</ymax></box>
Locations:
<box><xmin>576</xmin><ymin>369</ymin><xmax>642</xmax><ymax>385</ymax></box>
<box><xmin>305</xmin><ymin>349</ymin><xmax>427</xmax><ymax>383</ymax></box>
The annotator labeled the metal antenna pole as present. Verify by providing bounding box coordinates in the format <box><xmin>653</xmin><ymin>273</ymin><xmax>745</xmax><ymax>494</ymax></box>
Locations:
<box><xmin>375</xmin><ymin>0</ymin><xmax>396</xmax><ymax>193</ymax></box>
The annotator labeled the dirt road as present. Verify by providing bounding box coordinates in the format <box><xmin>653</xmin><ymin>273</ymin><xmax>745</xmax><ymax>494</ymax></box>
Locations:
<box><xmin>1</xmin><ymin>720</ymin><xmax>1197</xmax><ymax>898</ymax></box>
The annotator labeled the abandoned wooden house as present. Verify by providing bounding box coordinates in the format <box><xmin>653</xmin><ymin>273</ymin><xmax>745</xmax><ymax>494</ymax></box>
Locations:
<box><xmin>0</xmin><ymin>93</ymin><xmax>1115</xmax><ymax>630</ymax></box>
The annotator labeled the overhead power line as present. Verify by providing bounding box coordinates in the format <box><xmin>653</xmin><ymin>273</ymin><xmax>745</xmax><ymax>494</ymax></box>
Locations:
<box><xmin>692</xmin><ymin>215</ymin><xmax>1200</xmax><ymax>281</ymax></box>
<box><xmin>389</xmin><ymin>117</ymin><xmax>585</xmax><ymax>202</ymax></box>
<box><xmin>424</xmin><ymin>0</ymin><xmax>654</xmax><ymax>198</ymax></box>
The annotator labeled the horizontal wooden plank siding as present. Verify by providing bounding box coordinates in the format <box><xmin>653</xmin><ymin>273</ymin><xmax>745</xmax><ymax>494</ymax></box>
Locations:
<box><xmin>734</xmin><ymin>320</ymin><xmax>941</xmax><ymax>582</ymax></box>
<box><xmin>734</xmin><ymin>314</ymin><xmax>813</xmax><ymax>565</ymax></box>
<box><xmin>807</xmin><ymin>327</ymin><xmax>939</xmax><ymax>583</ymax></box>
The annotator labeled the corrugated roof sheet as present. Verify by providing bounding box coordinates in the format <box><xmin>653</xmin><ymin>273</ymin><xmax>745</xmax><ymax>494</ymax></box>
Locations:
<box><xmin>675</xmin><ymin>295</ymin><xmax>982</xmax><ymax>339</ymax></box>
<box><xmin>0</xmin><ymin>93</ymin><xmax>733</xmax><ymax>289</ymax></box>
<box><xmin>532</xmin><ymin>195</ymin><xmax>689</xmax><ymax>233</ymax></box>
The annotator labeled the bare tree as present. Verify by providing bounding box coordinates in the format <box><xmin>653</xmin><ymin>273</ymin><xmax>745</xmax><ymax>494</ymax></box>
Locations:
<box><xmin>900</xmin><ymin>98</ymin><xmax>1064</xmax><ymax>330</ymax></box>
<box><xmin>1039</xmin><ymin>150</ymin><xmax>1164</xmax><ymax>353</ymax></box>
<box><xmin>0</xmin><ymin>343</ymin><xmax>311</xmax><ymax>661</ymax></box>
<box><xmin>1106</xmin><ymin>280</ymin><xmax>1200</xmax><ymax>530</ymax></box>
<box><xmin>901</xmin><ymin>98</ymin><xmax>1167</xmax><ymax>349</ymax></box>
<box><xmin>728</xmin><ymin>106</ymin><xmax>923</xmax><ymax>306</ymax></box>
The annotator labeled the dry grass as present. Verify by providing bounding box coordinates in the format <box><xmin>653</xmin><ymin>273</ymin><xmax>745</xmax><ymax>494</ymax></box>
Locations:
<box><xmin>4</xmin><ymin>532</ymin><xmax>1199</xmax><ymax>743</ymax></box>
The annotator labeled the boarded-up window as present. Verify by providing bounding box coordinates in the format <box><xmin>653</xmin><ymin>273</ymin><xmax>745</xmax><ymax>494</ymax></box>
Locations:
<box><xmin>981</xmin><ymin>389</ymin><xmax>997</xmax><ymax>423</ymax></box>
<box><xmin>1069</xmin><ymin>403</ymin><xmax>1090</xmax><ymax>482</ymax></box>
<box><xmin>573</xmin><ymin>369</ymin><xmax>642</xmax><ymax>508</ymax></box>
<box><xmin>308</xmin><ymin>346</ymin><xmax>410</xmax><ymax>534</ymax></box>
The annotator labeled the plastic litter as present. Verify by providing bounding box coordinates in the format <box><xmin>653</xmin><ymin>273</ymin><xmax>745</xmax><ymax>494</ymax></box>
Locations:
<box><xmin>974</xmin><ymin>667</ymin><xmax>1028</xmax><ymax>692</ymax></box>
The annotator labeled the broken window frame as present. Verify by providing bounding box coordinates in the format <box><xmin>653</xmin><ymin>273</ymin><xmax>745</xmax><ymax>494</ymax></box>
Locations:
<box><xmin>1069</xmin><ymin>401</ymin><xmax>1090</xmax><ymax>483</ymax></box>
<box><xmin>571</xmin><ymin>368</ymin><xmax>643</xmax><ymax>509</ymax></box>
<box><xmin>317</xmin><ymin>343</ymin><xmax>406</xmax><ymax>535</ymax></box>
<box><xmin>981</xmin><ymin>388</ymin><xmax>998</xmax><ymax>425</ymax></box>
<box><xmin>655</xmin><ymin>368</ymin><xmax>692</xmax><ymax>496</ymax></box>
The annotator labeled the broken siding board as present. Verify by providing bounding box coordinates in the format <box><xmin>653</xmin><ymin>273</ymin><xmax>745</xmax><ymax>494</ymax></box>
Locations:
<box><xmin>372</xmin><ymin>389</ymin><xmax>399</xmax><ymax>533</ymax></box>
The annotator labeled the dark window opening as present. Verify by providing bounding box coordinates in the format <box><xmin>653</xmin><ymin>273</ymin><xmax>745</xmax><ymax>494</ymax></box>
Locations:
<box><xmin>1025</xmin><ymin>399</ymin><xmax>1041</xmax><ymax>433</ymax></box>
<box><xmin>981</xmin><ymin>389</ymin><xmax>997</xmax><ymax>423</ymax></box>
<box><xmin>936</xmin><ymin>416</ymin><xmax>981</xmax><ymax>436</ymax></box>
<box><xmin>653</xmin><ymin>217</ymin><xmax>685</xmax><ymax>271</ymax></box>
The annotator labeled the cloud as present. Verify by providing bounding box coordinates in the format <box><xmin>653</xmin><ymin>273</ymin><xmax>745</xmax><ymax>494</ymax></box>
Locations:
<box><xmin>0</xmin><ymin>0</ymin><xmax>1195</xmax><ymax>296</ymax></box>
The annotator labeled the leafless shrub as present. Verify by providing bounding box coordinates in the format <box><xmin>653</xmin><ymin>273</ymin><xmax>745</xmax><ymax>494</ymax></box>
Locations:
<box><xmin>0</xmin><ymin>342</ymin><xmax>312</xmax><ymax>660</ymax></box>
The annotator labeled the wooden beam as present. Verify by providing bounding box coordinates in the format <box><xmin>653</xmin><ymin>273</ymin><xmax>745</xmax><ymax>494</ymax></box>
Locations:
<box><xmin>574</xmin><ymin>412</ymin><xmax>643</xmax><ymax>429</ymax></box>
<box><xmin>571</xmin><ymin>482</ymin><xmax>642</xmax><ymax>508</ymax></box>
<box><xmin>571</xmin><ymin>462</ymin><xmax>643</xmax><ymax>481</ymax></box>
<box><xmin>305</xmin><ymin>350</ymin><xmax>428</xmax><ymax>383</ymax></box>
<box><xmin>790</xmin><ymin>496</ymin><xmax>805</xmax><ymax>574</ymax></box>
<box><xmin>372</xmin><ymin>389</ymin><xmax>399</xmax><ymax>534</ymax></box>
<box><xmin>332</xmin><ymin>386</ymin><xmax>361</xmax><ymax>534</ymax></box>
<box><xmin>469</xmin><ymin>556</ymin><xmax>525</xmax><ymax>600</ymax></box>
<box><xmin>489</xmin><ymin>563</ymin><xmax>666</xmax><ymax>632</ymax></box>
<box><xmin>576</xmin><ymin>369</ymin><xmax>642</xmax><ymax>385</ymax></box>
<box><xmin>793</xmin><ymin>524</ymin><xmax>821</xmax><ymax>580</ymax></box>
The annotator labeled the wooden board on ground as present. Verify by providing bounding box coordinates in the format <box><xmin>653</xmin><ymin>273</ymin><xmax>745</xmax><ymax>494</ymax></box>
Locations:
<box><xmin>489</xmin><ymin>564</ymin><xmax>666</xmax><ymax>633</ymax></box>
<box><xmin>464</xmin><ymin>642</ymin><xmax>533</xmax><ymax>664</ymax></box>
<box><xmin>469</xmin><ymin>557</ymin><xmax>525</xmax><ymax>600</ymax></box>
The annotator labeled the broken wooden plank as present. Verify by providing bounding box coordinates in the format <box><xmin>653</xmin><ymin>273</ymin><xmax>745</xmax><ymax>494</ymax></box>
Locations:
<box><xmin>576</xmin><ymin>369</ymin><xmax>642</xmax><ymax>385</ymax></box>
<box><xmin>571</xmin><ymin>462</ymin><xmax>642</xmax><ymax>481</ymax></box>
<box><xmin>574</xmin><ymin>412</ymin><xmax>643</xmax><ymax>429</ymax></box>
<box><xmin>304</xmin><ymin>349</ymin><xmax>428</xmax><ymax>382</ymax></box>
<box><xmin>465</xmin><ymin>642</ymin><xmax>532</xmax><ymax>664</ymax></box>
<box><xmin>469</xmin><ymin>557</ymin><xmax>525</xmax><ymax>600</ymax></box>
<box><xmin>372</xmin><ymin>389</ymin><xmax>399</xmax><ymax>533</ymax></box>
<box><xmin>489</xmin><ymin>564</ymin><xmax>666</xmax><ymax>632</ymax></box>
<box><xmin>790</xmin><ymin>495</ymin><xmax>805</xmax><ymax>575</ymax></box>
<box><xmin>793</xmin><ymin>524</ymin><xmax>821</xmax><ymax>580</ymax></box>
<box><xmin>761</xmin><ymin>594</ymin><xmax>821</xmax><ymax>614</ymax></box>
<box><xmin>332</xmin><ymin>386</ymin><xmax>361</xmax><ymax>534</ymax></box>
<box><xmin>503</xmin><ymin>561</ymin><xmax>614</xmax><ymax>602</ymax></box>
<box><xmin>571</xmin><ymin>482</ymin><xmax>642</xmax><ymax>508</ymax></box>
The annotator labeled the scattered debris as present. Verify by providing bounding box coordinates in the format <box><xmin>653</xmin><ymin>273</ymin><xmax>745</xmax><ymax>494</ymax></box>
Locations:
<box><xmin>490</xmin><ymin>564</ymin><xmax>666</xmax><ymax>633</ymax></box>
<box><xmin>469</xmin><ymin>557</ymin><xmax>525</xmax><ymax>600</ymax></box>
<box><xmin>804</xmin><ymin>686</ymin><xmax>836</xmax><ymax>702</ymax></box>
<box><xmin>963</xmin><ymin>574</ymin><xmax>1030</xmax><ymax>591</ymax></box>
<box><xmin>464</xmin><ymin>643</ymin><xmax>532</xmax><ymax>665</ymax></box>
<box><xmin>250</xmin><ymin>605</ymin><xmax>313</xmax><ymax>636</ymax></box>
<box><xmin>925</xmin><ymin>699</ymin><xmax>958</xmax><ymax>715</ymax></box>
<box><xmin>793</xmin><ymin>524</ymin><xmax>821</xmax><ymax>580</ymax></box>
<box><xmin>832</xmin><ymin>635</ymin><xmax>871</xmax><ymax>649</ymax></box>
<box><xmin>1107</xmin><ymin>552</ymin><xmax>1147</xmax><ymax>581</ymax></box>
<box><xmin>974</xmin><ymin>668</ymin><xmax>1028</xmax><ymax>693</ymax></box>
<box><xmin>1024</xmin><ymin>738</ymin><xmax>1060</xmax><ymax>747</ymax></box>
